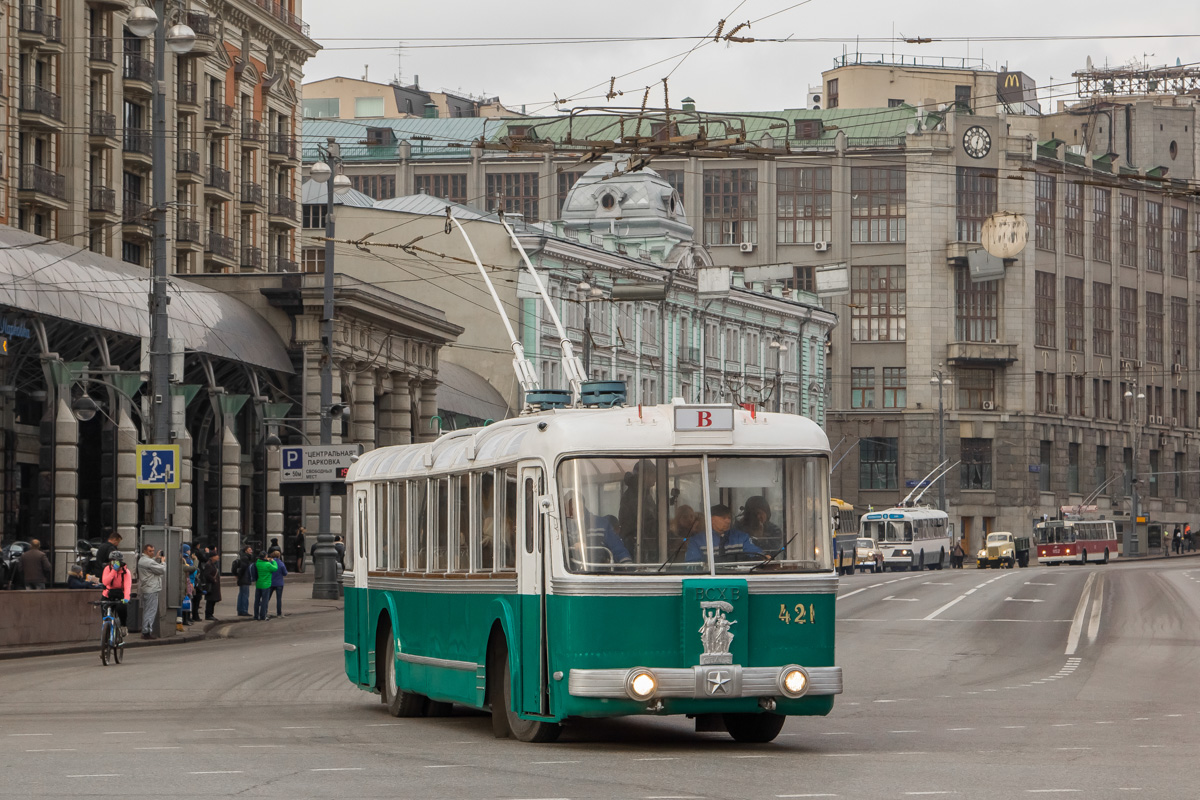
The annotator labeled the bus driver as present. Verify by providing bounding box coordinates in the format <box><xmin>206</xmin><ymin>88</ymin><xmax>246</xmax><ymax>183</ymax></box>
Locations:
<box><xmin>685</xmin><ymin>504</ymin><xmax>764</xmax><ymax>563</ymax></box>
<box><xmin>563</xmin><ymin>491</ymin><xmax>632</xmax><ymax>566</ymax></box>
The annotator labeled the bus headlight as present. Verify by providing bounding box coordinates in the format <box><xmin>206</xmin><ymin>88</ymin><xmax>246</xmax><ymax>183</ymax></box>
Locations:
<box><xmin>778</xmin><ymin>665</ymin><xmax>810</xmax><ymax>698</ymax></box>
<box><xmin>625</xmin><ymin>668</ymin><xmax>657</xmax><ymax>700</ymax></box>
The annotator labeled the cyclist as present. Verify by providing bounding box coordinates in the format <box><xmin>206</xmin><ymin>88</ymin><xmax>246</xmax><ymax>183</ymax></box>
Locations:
<box><xmin>101</xmin><ymin>550</ymin><xmax>132</xmax><ymax>636</ymax></box>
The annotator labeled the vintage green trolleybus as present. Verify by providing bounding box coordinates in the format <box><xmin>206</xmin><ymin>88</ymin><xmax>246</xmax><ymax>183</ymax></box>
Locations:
<box><xmin>341</xmin><ymin>400</ymin><xmax>843</xmax><ymax>743</ymax></box>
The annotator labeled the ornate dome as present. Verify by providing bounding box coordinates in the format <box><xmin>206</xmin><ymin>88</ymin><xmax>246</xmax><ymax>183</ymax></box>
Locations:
<box><xmin>560</xmin><ymin>160</ymin><xmax>693</xmax><ymax>241</ymax></box>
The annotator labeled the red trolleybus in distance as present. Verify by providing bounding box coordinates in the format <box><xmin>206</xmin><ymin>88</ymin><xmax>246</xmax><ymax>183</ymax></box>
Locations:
<box><xmin>1035</xmin><ymin>518</ymin><xmax>1118</xmax><ymax>565</ymax></box>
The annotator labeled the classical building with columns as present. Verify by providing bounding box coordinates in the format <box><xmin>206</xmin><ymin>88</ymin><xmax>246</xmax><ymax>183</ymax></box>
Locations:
<box><xmin>0</xmin><ymin>226</ymin><xmax>460</xmax><ymax>580</ymax></box>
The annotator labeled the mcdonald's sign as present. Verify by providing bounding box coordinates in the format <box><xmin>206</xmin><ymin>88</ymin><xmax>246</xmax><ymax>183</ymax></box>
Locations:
<box><xmin>997</xmin><ymin>70</ymin><xmax>1034</xmax><ymax>108</ymax></box>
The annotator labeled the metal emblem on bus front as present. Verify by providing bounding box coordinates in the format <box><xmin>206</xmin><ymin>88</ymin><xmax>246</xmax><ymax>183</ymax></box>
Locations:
<box><xmin>698</xmin><ymin>600</ymin><xmax>736</xmax><ymax>666</ymax></box>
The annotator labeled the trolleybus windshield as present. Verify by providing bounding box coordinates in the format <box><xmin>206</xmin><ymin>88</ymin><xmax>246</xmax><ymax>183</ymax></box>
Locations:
<box><xmin>557</xmin><ymin>454</ymin><xmax>831</xmax><ymax>575</ymax></box>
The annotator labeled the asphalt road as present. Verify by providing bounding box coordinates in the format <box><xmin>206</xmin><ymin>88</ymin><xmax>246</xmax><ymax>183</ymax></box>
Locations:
<box><xmin>5</xmin><ymin>560</ymin><xmax>1200</xmax><ymax>799</ymax></box>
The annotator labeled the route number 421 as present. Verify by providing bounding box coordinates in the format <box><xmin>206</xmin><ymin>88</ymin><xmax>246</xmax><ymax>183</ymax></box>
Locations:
<box><xmin>779</xmin><ymin>603</ymin><xmax>815</xmax><ymax>625</ymax></box>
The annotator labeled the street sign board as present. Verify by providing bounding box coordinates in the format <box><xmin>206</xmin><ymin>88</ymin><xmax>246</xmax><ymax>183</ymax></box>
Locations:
<box><xmin>280</xmin><ymin>444</ymin><xmax>363</xmax><ymax>483</ymax></box>
<box><xmin>136</xmin><ymin>445</ymin><xmax>180</xmax><ymax>489</ymax></box>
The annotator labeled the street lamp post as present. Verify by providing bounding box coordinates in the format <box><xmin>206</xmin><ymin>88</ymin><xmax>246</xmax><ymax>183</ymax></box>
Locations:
<box><xmin>309</xmin><ymin>146</ymin><xmax>351</xmax><ymax>600</ymax></box>
<box><xmin>769</xmin><ymin>340</ymin><xmax>789</xmax><ymax>412</ymax></box>
<box><xmin>1125</xmin><ymin>388</ymin><xmax>1146</xmax><ymax>557</ymax></box>
<box><xmin>577</xmin><ymin>277</ymin><xmax>602</xmax><ymax>377</ymax></box>
<box><xmin>128</xmin><ymin>1</ymin><xmax>194</xmax><ymax>529</ymax></box>
<box><xmin>929</xmin><ymin>367</ymin><xmax>953</xmax><ymax>512</ymax></box>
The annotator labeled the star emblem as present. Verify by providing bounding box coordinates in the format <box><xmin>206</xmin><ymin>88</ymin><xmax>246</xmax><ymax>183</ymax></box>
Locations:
<box><xmin>706</xmin><ymin>670</ymin><xmax>731</xmax><ymax>695</ymax></box>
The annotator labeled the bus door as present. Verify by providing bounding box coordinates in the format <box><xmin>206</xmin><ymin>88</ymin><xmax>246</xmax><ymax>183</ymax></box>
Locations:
<box><xmin>351</xmin><ymin>488</ymin><xmax>371</xmax><ymax>686</ymax></box>
<box><xmin>516</xmin><ymin>464</ymin><xmax>550</xmax><ymax>717</ymax></box>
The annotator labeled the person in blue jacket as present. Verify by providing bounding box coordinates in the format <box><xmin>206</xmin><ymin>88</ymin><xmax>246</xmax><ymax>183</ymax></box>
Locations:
<box><xmin>563</xmin><ymin>492</ymin><xmax>632</xmax><ymax>566</ymax></box>
<box><xmin>267</xmin><ymin>547</ymin><xmax>288</xmax><ymax>618</ymax></box>
<box><xmin>685</xmin><ymin>504</ymin><xmax>764</xmax><ymax>563</ymax></box>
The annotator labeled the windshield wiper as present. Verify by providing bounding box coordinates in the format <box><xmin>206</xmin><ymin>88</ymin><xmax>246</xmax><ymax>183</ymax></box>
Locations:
<box><xmin>749</xmin><ymin>531</ymin><xmax>801</xmax><ymax>571</ymax></box>
<box><xmin>656</xmin><ymin>538</ymin><xmax>689</xmax><ymax>573</ymax></box>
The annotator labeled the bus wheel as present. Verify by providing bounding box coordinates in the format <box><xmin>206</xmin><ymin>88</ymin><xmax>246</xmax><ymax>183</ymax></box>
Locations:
<box><xmin>1103</xmin><ymin>548</ymin><xmax>1110</xmax><ymax>564</ymax></box>
<box><xmin>937</xmin><ymin>548</ymin><xmax>946</xmax><ymax>570</ymax></box>
<box><xmin>382</xmin><ymin>628</ymin><xmax>429</xmax><ymax>718</ymax></box>
<box><xmin>723</xmin><ymin>712</ymin><xmax>786</xmax><ymax>743</ymax></box>
<box><xmin>494</xmin><ymin>639</ymin><xmax>562</xmax><ymax>743</ymax></box>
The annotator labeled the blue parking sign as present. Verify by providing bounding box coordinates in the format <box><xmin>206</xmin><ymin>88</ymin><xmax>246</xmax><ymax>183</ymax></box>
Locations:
<box><xmin>136</xmin><ymin>445</ymin><xmax>180</xmax><ymax>489</ymax></box>
<box><xmin>282</xmin><ymin>446</ymin><xmax>303</xmax><ymax>471</ymax></box>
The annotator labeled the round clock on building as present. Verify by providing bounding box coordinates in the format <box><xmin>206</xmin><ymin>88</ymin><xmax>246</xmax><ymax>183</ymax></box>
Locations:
<box><xmin>963</xmin><ymin>126</ymin><xmax>991</xmax><ymax>159</ymax></box>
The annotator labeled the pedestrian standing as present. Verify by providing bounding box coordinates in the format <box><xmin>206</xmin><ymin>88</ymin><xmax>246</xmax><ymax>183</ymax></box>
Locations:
<box><xmin>19</xmin><ymin>539</ymin><xmax>53</xmax><ymax>589</ymax></box>
<box><xmin>136</xmin><ymin>544</ymin><xmax>167</xmax><ymax>639</ymax></box>
<box><xmin>234</xmin><ymin>544</ymin><xmax>254</xmax><ymax>617</ymax></box>
<box><xmin>200</xmin><ymin>550</ymin><xmax>222</xmax><ymax>620</ymax></box>
<box><xmin>1173</xmin><ymin>527</ymin><xmax>1182</xmax><ymax>555</ymax></box>
<box><xmin>293</xmin><ymin>526</ymin><xmax>306</xmax><ymax>573</ymax></box>
<box><xmin>252</xmin><ymin>550</ymin><xmax>278</xmax><ymax>620</ymax></box>
<box><xmin>92</xmin><ymin>531</ymin><xmax>123</xmax><ymax>577</ymax></box>
<box><xmin>951</xmin><ymin>538</ymin><xmax>966</xmax><ymax>569</ymax></box>
<box><xmin>180</xmin><ymin>544</ymin><xmax>199</xmax><ymax>626</ymax></box>
<box><xmin>268</xmin><ymin>547</ymin><xmax>287</xmax><ymax>618</ymax></box>
<box><xmin>334</xmin><ymin>535</ymin><xmax>346</xmax><ymax>571</ymax></box>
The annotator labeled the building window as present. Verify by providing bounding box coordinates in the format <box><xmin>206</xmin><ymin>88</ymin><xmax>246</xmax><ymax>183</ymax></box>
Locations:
<box><xmin>486</xmin><ymin>172</ymin><xmax>540</xmax><ymax>221</ymax></box>
<box><xmin>122</xmin><ymin>240</ymin><xmax>144</xmax><ymax>266</ymax></box>
<box><xmin>787</xmin><ymin>266</ymin><xmax>814</xmax><ymax>294</ymax></box>
<box><xmin>850</xmin><ymin>265</ymin><xmax>906</xmax><ymax>342</ymax></box>
<box><xmin>957</xmin><ymin>368</ymin><xmax>995</xmax><ymax>410</ymax></box>
<box><xmin>1095</xmin><ymin>445</ymin><xmax>1108</xmax><ymax>493</ymax></box>
<box><xmin>1065</xmin><ymin>375</ymin><xmax>1084</xmax><ymax>416</ymax></box>
<box><xmin>883</xmin><ymin>367</ymin><xmax>906</xmax><ymax>408</ymax></box>
<box><xmin>354</xmin><ymin>96</ymin><xmax>384</xmax><ymax>117</ymax></box>
<box><xmin>302</xmin><ymin>97</ymin><xmax>340</xmax><ymax>118</ymax></box>
<box><xmin>1170</xmin><ymin>206</ymin><xmax>1188</xmax><ymax>277</ymax></box>
<box><xmin>776</xmin><ymin>167</ymin><xmax>832</xmax><ymax>244</ymax></box>
<box><xmin>302</xmin><ymin>248</ymin><xmax>325</xmax><ymax>274</ymax></box>
<box><xmin>859</xmin><ymin>438</ymin><xmax>897</xmax><ymax>490</ymax></box>
<box><xmin>955</xmin><ymin>270</ymin><xmax>998</xmax><ymax>342</ymax></box>
<box><xmin>1065</xmin><ymin>277</ymin><xmax>1084</xmax><ymax>352</ymax></box>
<box><xmin>955</xmin><ymin>85</ymin><xmax>972</xmax><ymax>110</ymax></box>
<box><xmin>851</xmin><ymin>368</ymin><xmax>875</xmax><ymax>409</ymax></box>
<box><xmin>956</xmin><ymin>167</ymin><xmax>997</xmax><ymax>243</ymax></box>
<box><xmin>1094</xmin><ymin>282</ymin><xmax>1112</xmax><ymax>357</ymax></box>
<box><xmin>1093</xmin><ymin>188</ymin><xmax>1111</xmax><ymax>263</ymax></box>
<box><xmin>556</xmin><ymin>171</ymin><xmax>586</xmax><ymax>215</ymax></box>
<box><xmin>703</xmin><ymin>168</ymin><xmax>758</xmax><ymax>245</ymax></box>
<box><xmin>657</xmin><ymin>169</ymin><xmax>685</xmax><ymax>198</ymax></box>
<box><xmin>1064</xmin><ymin>181</ymin><xmax>1084</xmax><ymax>257</ymax></box>
<box><xmin>1146</xmin><ymin>200</ymin><xmax>1164</xmax><ymax>273</ymax></box>
<box><xmin>1172</xmin><ymin>297</ymin><xmax>1188</xmax><ymax>367</ymax></box>
<box><xmin>887</xmin><ymin>98</ymin><xmax>905</xmax><ymax>108</ymax></box>
<box><xmin>1119</xmin><ymin>286</ymin><xmax>1138</xmax><ymax>361</ymax></box>
<box><xmin>826</xmin><ymin>78</ymin><xmax>838</xmax><ymax>109</ymax></box>
<box><xmin>1147</xmin><ymin>292</ymin><xmax>1164</xmax><ymax>364</ymax></box>
<box><xmin>1176</xmin><ymin>452</ymin><xmax>1185</xmax><ymax>498</ymax></box>
<box><xmin>1149</xmin><ymin>449</ymin><xmax>1159</xmax><ymax>498</ymax></box>
<box><xmin>349</xmin><ymin>174</ymin><xmax>396</xmax><ymax>200</ymax></box>
<box><xmin>850</xmin><ymin>167</ymin><xmax>906</xmax><ymax>243</ymax></box>
<box><xmin>1093</xmin><ymin>379</ymin><xmax>1112</xmax><ymax>420</ymax></box>
<box><xmin>302</xmin><ymin>203</ymin><xmax>327</xmax><ymax>229</ymax></box>
<box><xmin>1039</xmin><ymin>441</ymin><xmax>1052</xmax><ymax>492</ymax></box>
<box><xmin>1036</xmin><ymin>371</ymin><xmax>1058</xmax><ymax>413</ymax></box>
<box><xmin>1119</xmin><ymin>193</ymin><xmax>1138</xmax><ymax>268</ymax></box>
<box><xmin>415</xmin><ymin>173</ymin><xmax>467</xmax><ymax>204</ymax></box>
<box><xmin>1035</xmin><ymin>174</ymin><xmax>1056</xmax><ymax>251</ymax></box>
<box><xmin>960</xmin><ymin>439</ymin><xmax>992</xmax><ymax>490</ymax></box>
<box><xmin>1068</xmin><ymin>443</ymin><xmax>1080</xmax><ymax>495</ymax></box>
<box><xmin>1035</xmin><ymin>271</ymin><xmax>1056</xmax><ymax>348</ymax></box>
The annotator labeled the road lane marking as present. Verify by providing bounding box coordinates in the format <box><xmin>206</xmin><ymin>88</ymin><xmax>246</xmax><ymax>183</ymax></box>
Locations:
<box><xmin>947</xmin><ymin>727</ymin><xmax>974</xmax><ymax>731</ymax></box>
<box><xmin>1005</xmin><ymin>597</ymin><xmax>1044</xmax><ymax>603</ymax></box>
<box><xmin>635</xmin><ymin>757</ymin><xmax>678</xmax><ymax>761</ymax></box>
<box><xmin>921</xmin><ymin>582</ymin><xmax>953</xmax><ymax>586</ymax></box>
<box><xmin>882</xmin><ymin>596</ymin><xmax>919</xmax><ymax>601</ymax></box>
<box><xmin>193</xmin><ymin>728</ymin><xmax>235</xmax><ymax>732</ymax></box>
<box><xmin>923</xmin><ymin>572</ymin><xmax>1016</xmax><ymax>621</ymax></box>
<box><xmin>531</xmin><ymin>760</ymin><xmax>580</xmax><ymax>764</ymax></box>
<box><xmin>312</xmin><ymin>768</ymin><xmax>364</xmax><ymax>771</ymax></box>
<box><xmin>9</xmin><ymin>733</ymin><xmax>52</xmax><ymax>737</ymax></box>
<box><xmin>135</xmin><ymin>746</ymin><xmax>180</xmax><ymax>750</ymax></box>
<box><xmin>1025</xmin><ymin>582</ymin><xmax>1056</xmax><ymax>586</ymax></box>
<box><xmin>190</xmin><ymin>771</ymin><xmax>244</xmax><ymax>775</ymax></box>
<box><xmin>424</xmin><ymin>764</ymin><xmax>468</xmax><ymax>768</ymax></box>
<box><xmin>1002</xmin><ymin>726</ymin><xmax>1026</xmax><ymax>729</ymax></box>
<box><xmin>27</xmin><ymin>749</ymin><xmax>76</xmax><ymax>752</ymax></box>
<box><xmin>1086</xmin><ymin>576</ymin><xmax>1104</xmax><ymax>642</ymax></box>
<box><xmin>103</xmin><ymin>731</ymin><xmax>145</xmax><ymax>735</ymax></box>
<box><xmin>67</xmin><ymin>774</ymin><xmax>120</xmax><ymax>778</ymax></box>
<box><xmin>889</xmin><ymin>730</ymin><xmax>918</xmax><ymax>733</ymax></box>
<box><xmin>838</xmin><ymin>574</ymin><xmax>921</xmax><ymax>599</ymax></box>
<box><xmin>1065</xmin><ymin>572</ymin><xmax>1097</xmax><ymax>655</ymax></box>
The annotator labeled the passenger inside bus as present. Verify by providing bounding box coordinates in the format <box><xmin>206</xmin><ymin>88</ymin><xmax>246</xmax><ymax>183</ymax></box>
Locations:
<box><xmin>563</xmin><ymin>491</ymin><xmax>632</xmax><ymax>567</ymax></box>
<box><xmin>618</xmin><ymin>460</ymin><xmax>658</xmax><ymax>556</ymax></box>
<box><xmin>685</xmin><ymin>504</ymin><xmax>764</xmax><ymax>562</ymax></box>
<box><xmin>737</xmin><ymin>496</ymin><xmax>783</xmax><ymax>551</ymax></box>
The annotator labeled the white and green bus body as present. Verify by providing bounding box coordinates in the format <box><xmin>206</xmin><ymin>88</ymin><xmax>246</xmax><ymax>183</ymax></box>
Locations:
<box><xmin>342</xmin><ymin>402</ymin><xmax>843</xmax><ymax>741</ymax></box>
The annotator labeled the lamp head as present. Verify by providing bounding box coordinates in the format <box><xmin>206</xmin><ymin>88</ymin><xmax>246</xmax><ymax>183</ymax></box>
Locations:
<box><xmin>71</xmin><ymin>394</ymin><xmax>100</xmax><ymax>423</ymax></box>
<box><xmin>333</xmin><ymin>173</ymin><xmax>352</xmax><ymax>196</ymax></box>
<box><xmin>126</xmin><ymin>4</ymin><xmax>158</xmax><ymax>38</ymax></box>
<box><xmin>310</xmin><ymin>161</ymin><xmax>332</xmax><ymax>184</ymax></box>
<box><xmin>264</xmin><ymin>432</ymin><xmax>282</xmax><ymax>452</ymax></box>
<box><xmin>166</xmin><ymin>22</ymin><xmax>196</xmax><ymax>54</ymax></box>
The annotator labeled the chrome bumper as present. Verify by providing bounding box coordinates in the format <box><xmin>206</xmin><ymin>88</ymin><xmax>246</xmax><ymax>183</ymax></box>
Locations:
<box><xmin>568</xmin><ymin>665</ymin><xmax>842</xmax><ymax>699</ymax></box>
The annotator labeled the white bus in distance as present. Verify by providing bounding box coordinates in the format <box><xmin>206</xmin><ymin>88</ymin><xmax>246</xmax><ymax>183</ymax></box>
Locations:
<box><xmin>859</xmin><ymin>507</ymin><xmax>953</xmax><ymax>571</ymax></box>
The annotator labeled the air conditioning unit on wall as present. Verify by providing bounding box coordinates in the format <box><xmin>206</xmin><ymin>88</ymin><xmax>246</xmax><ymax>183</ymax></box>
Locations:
<box><xmin>982</xmin><ymin>400</ymin><xmax>995</xmax><ymax>410</ymax></box>
<box><xmin>739</xmin><ymin>242</ymin><xmax>755</xmax><ymax>253</ymax></box>
<box><xmin>814</xmin><ymin>241</ymin><xmax>830</xmax><ymax>252</ymax></box>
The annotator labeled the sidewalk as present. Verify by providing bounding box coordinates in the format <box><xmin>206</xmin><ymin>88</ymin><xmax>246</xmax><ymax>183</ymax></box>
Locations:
<box><xmin>0</xmin><ymin>570</ymin><xmax>343</xmax><ymax>661</ymax></box>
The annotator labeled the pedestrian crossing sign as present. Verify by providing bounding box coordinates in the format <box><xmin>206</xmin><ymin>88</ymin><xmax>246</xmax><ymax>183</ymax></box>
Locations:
<box><xmin>136</xmin><ymin>444</ymin><xmax>180</xmax><ymax>489</ymax></box>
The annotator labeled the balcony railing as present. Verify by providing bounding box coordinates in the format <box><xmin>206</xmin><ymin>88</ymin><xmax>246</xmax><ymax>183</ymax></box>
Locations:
<box><xmin>123</xmin><ymin>52</ymin><xmax>154</xmax><ymax>83</ymax></box>
<box><xmin>248</xmin><ymin>0</ymin><xmax>310</xmax><ymax>37</ymax></box>
<box><xmin>241</xmin><ymin>182</ymin><xmax>263</xmax><ymax>205</ymax></box>
<box><xmin>206</xmin><ymin>230</ymin><xmax>236</xmax><ymax>260</ymax></box>
<box><xmin>177</xmin><ymin>149</ymin><xmax>200</xmax><ymax>174</ymax></box>
<box><xmin>89</xmin><ymin>35</ymin><xmax>113</xmax><ymax>63</ymax></box>
<box><xmin>21</xmin><ymin>164</ymin><xmax>66</xmax><ymax>199</ymax></box>
<box><xmin>268</xmin><ymin>133</ymin><xmax>296</xmax><ymax>159</ymax></box>
<box><xmin>204</xmin><ymin>98</ymin><xmax>233</xmax><ymax>126</ymax></box>
<box><xmin>20</xmin><ymin>84</ymin><xmax>62</xmax><ymax>121</ymax></box>
<box><xmin>270</xmin><ymin>195</ymin><xmax>298</xmax><ymax>220</ymax></box>
<box><xmin>176</xmin><ymin>217</ymin><xmax>201</xmax><ymax>243</ymax></box>
<box><xmin>90</xmin><ymin>110</ymin><xmax>116</xmax><ymax>138</ymax></box>
<box><xmin>123</xmin><ymin>127</ymin><xmax>152</xmax><ymax>156</ymax></box>
<box><xmin>89</xmin><ymin>185</ymin><xmax>115</xmax><ymax>213</ymax></box>
<box><xmin>241</xmin><ymin>245</ymin><xmax>263</xmax><ymax>270</ymax></box>
<box><xmin>242</xmin><ymin>118</ymin><xmax>263</xmax><ymax>143</ymax></box>
<box><xmin>205</xmin><ymin>165</ymin><xmax>231</xmax><ymax>193</ymax></box>
<box><xmin>270</xmin><ymin>255</ymin><xmax>299</xmax><ymax>273</ymax></box>
<box><xmin>123</xmin><ymin>192</ymin><xmax>151</xmax><ymax>223</ymax></box>
<box><xmin>185</xmin><ymin>10</ymin><xmax>213</xmax><ymax>36</ymax></box>
<box><xmin>20</xmin><ymin>5</ymin><xmax>61</xmax><ymax>41</ymax></box>
<box><xmin>177</xmin><ymin>80</ymin><xmax>197</xmax><ymax>106</ymax></box>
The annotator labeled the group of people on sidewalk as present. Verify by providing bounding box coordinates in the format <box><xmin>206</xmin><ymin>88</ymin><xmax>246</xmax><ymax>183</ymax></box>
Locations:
<box><xmin>232</xmin><ymin>544</ymin><xmax>290</xmax><ymax>621</ymax></box>
<box><xmin>1167</xmin><ymin>526</ymin><xmax>1198</xmax><ymax>556</ymax></box>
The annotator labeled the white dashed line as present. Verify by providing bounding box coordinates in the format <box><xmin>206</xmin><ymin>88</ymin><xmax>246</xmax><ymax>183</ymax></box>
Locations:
<box><xmin>10</xmin><ymin>733</ymin><xmax>52</xmax><ymax>737</ymax></box>
<box><xmin>531</xmin><ymin>761</ymin><xmax>580</xmax><ymax>765</ymax></box>
<box><xmin>102</xmin><ymin>731</ymin><xmax>144</xmax><ymax>735</ymax></box>
<box><xmin>26</xmin><ymin>749</ymin><xmax>76</xmax><ymax>752</ymax></box>
<box><xmin>424</xmin><ymin>764</ymin><xmax>468</xmax><ymax>768</ymax></box>
<box><xmin>67</xmin><ymin>774</ymin><xmax>120</xmax><ymax>778</ymax></box>
<box><xmin>193</xmin><ymin>728</ymin><xmax>235</xmax><ymax>732</ymax></box>
<box><xmin>635</xmin><ymin>757</ymin><xmax>678</xmax><ymax>761</ymax></box>
<box><xmin>134</xmin><ymin>746</ymin><xmax>180</xmax><ymax>750</ymax></box>
<box><xmin>190</xmin><ymin>771</ymin><xmax>244</xmax><ymax>775</ymax></box>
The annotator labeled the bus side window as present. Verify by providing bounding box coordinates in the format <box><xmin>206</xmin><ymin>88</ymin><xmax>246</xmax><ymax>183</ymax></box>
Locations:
<box><xmin>475</xmin><ymin>471</ymin><xmax>493</xmax><ymax>572</ymax></box>
<box><xmin>399</xmin><ymin>483</ymin><xmax>407</xmax><ymax>566</ymax></box>
<box><xmin>500</xmin><ymin>467</ymin><xmax>518</xmax><ymax>570</ymax></box>
<box><xmin>433</xmin><ymin>477</ymin><xmax>449</xmax><ymax>572</ymax></box>
<box><xmin>453</xmin><ymin>475</ymin><xmax>470</xmax><ymax>573</ymax></box>
<box><xmin>374</xmin><ymin>482</ymin><xmax>389</xmax><ymax>570</ymax></box>
<box><xmin>524</xmin><ymin>477</ymin><xmax>536</xmax><ymax>554</ymax></box>
<box><xmin>411</xmin><ymin>479</ymin><xmax>428</xmax><ymax>572</ymax></box>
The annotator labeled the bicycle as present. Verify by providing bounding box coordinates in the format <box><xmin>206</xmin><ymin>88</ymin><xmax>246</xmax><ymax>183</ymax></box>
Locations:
<box><xmin>90</xmin><ymin>600</ymin><xmax>126</xmax><ymax>665</ymax></box>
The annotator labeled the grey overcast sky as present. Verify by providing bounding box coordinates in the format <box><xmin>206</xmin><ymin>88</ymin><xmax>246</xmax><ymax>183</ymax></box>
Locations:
<box><xmin>301</xmin><ymin>0</ymin><xmax>1200</xmax><ymax>114</ymax></box>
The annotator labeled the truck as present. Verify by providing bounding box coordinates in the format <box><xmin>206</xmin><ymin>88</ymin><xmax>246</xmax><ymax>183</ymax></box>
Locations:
<box><xmin>976</xmin><ymin>531</ymin><xmax>1020</xmax><ymax>569</ymax></box>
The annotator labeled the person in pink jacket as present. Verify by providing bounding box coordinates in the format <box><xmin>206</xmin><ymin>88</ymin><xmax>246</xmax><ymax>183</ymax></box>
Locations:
<box><xmin>101</xmin><ymin>550</ymin><xmax>132</xmax><ymax>634</ymax></box>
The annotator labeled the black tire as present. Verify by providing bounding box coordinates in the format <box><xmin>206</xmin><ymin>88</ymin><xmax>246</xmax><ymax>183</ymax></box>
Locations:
<box><xmin>112</xmin><ymin>626</ymin><xmax>123</xmax><ymax>664</ymax></box>
<box><xmin>100</xmin><ymin>621</ymin><xmax>112</xmax><ymax>666</ymax></box>
<box><xmin>381</xmin><ymin>627</ymin><xmax>429</xmax><ymax>718</ymax></box>
<box><xmin>1102</xmin><ymin>548</ymin><xmax>1110</xmax><ymax>564</ymax></box>
<box><xmin>495</xmin><ymin>639</ymin><xmax>561</xmax><ymax>743</ymax></box>
<box><xmin>723</xmin><ymin>712</ymin><xmax>786</xmax><ymax>743</ymax></box>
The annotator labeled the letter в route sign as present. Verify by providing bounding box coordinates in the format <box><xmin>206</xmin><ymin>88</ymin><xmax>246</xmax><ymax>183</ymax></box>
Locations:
<box><xmin>136</xmin><ymin>444</ymin><xmax>180</xmax><ymax>489</ymax></box>
<box><xmin>673</xmin><ymin>405</ymin><xmax>735</xmax><ymax>432</ymax></box>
